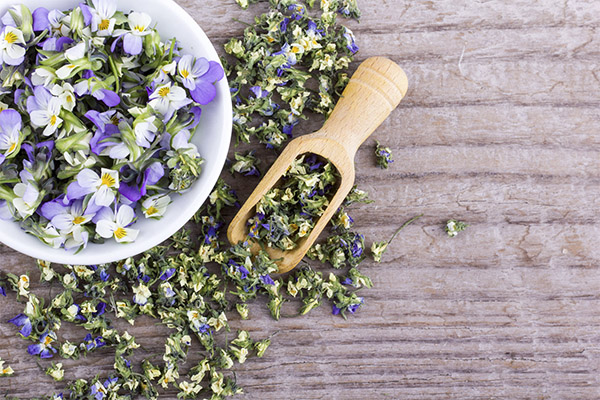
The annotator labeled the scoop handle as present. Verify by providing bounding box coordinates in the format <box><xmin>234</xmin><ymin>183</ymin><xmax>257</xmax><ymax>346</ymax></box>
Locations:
<box><xmin>320</xmin><ymin>57</ymin><xmax>408</xmax><ymax>157</ymax></box>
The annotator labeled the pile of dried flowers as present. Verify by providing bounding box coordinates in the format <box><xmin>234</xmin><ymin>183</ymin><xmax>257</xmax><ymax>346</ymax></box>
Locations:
<box><xmin>0</xmin><ymin>0</ymin><xmax>415</xmax><ymax>399</ymax></box>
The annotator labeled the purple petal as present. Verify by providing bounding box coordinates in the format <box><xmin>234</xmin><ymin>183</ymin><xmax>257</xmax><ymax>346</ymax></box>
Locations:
<box><xmin>91</xmin><ymin>206</ymin><xmax>112</xmax><ymax>224</ymax></box>
<box><xmin>55</xmin><ymin>36</ymin><xmax>74</xmax><ymax>52</ymax></box>
<box><xmin>0</xmin><ymin>154</ymin><xmax>5</xmax><ymax>166</ymax></box>
<box><xmin>32</xmin><ymin>7</ymin><xmax>50</xmax><ymax>32</ymax></box>
<box><xmin>40</xmin><ymin>199</ymin><xmax>67</xmax><ymax>220</ymax></box>
<box><xmin>84</xmin><ymin>110</ymin><xmax>105</xmax><ymax>131</ymax></box>
<box><xmin>0</xmin><ymin>109</ymin><xmax>22</xmax><ymax>133</ymax></box>
<box><xmin>79</xmin><ymin>3</ymin><xmax>92</xmax><ymax>26</ymax></box>
<box><xmin>110</xmin><ymin>34</ymin><xmax>122</xmax><ymax>53</ymax></box>
<box><xmin>21</xmin><ymin>143</ymin><xmax>34</xmax><ymax>162</ymax></box>
<box><xmin>40</xmin><ymin>348</ymin><xmax>55</xmax><ymax>359</ymax></box>
<box><xmin>97</xmin><ymin>89</ymin><xmax>120</xmax><ymax>107</ymax></box>
<box><xmin>201</xmin><ymin>61</ymin><xmax>225</xmax><ymax>83</ymax></box>
<box><xmin>332</xmin><ymin>305</ymin><xmax>341</xmax><ymax>315</ymax></box>
<box><xmin>14</xmin><ymin>89</ymin><xmax>24</xmax><ymax>104</ymax></box>
<box><xmin>123</xmin><ymin>33</ymin><xmax>143</xmax><ymax>55</ymax></box>
<box><xmin>144</xmin><ymin>162</ymin><xmax>164</xmax><ymax>187</ymax></box>
<box><xmin>82</xmin><ymin>69</ymin><xmax>96</xmax><ymax>79</ymax></box>
<box><xmin>119</xmin><ymin>183</ymin><xmax>142</xmax><ymax>202</ymax></box>
<box><xmin>37</xmin><ymin>140</ymin><xmax>54</xmax><ymax>153</ymax></box>
<box><xmin>190</xmin><ymin>81</ymin><xmax>216</xmax><ymax>105</ymax></box>
<box><xmin>90</xmin><ymin>131</ymin><xmax>112</xmax><ymax>155</ymax></box>
<box><xmin>189</xmin><ymin>106</ymin><xmax>202</xmax><ymax>129</ymax></box>
<box><xmin>28</xmin><ymin>343</ymin><xmax>42</xmax><ymax>356</ymax></box>
<box><xmin>66</xmin><ymin>181</ymin><xmax>91</xmax><ymax>201</ymax></box>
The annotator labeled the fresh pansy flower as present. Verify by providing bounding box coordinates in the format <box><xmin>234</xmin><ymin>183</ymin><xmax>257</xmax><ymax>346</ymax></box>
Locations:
<box><xmin>149</xmin><ymin>82</ymin><xmax>191</xmax><ymax>121</ymax></box>
<box><xmin>90</xmin><ymin>0</ymin><xmax>117</xmax><ymax>36</ymax></box>
<box><xmin>177</xmin><ymin>55</ymin><xmax>209</xmax><ymax>91</ymax></box>
<box><xmin>96</xmin><ymin>204</ymin><xmax>139</xmax><ymax>243</ymax></box>
<box><xmin>31</xmin><ymin>67</ymin><xmax>57</xmax><ymax>87</ymax></box>
<box><xmin>48</xmin><ymin>9</ymin><xmax>69</xmax><ymax>36</ymax></box>
<box><xmin>27</xmin><ymin>86</ymin><xmax>63</xmax><ymax>136</ymax></box>
<box><xmin>0</xmin><ymin>109</ymin><xmax>23</xmax><ymax>164</ymax></box>
<box><xmin>133</xmin><ymin>116</ymin><xmax>157</xmax><ymax>148</ymax></box>
<box><xmin>0</xmin><ymin>26</ymin><xmax>26</xmax><ymax>66</ymax></box>
<box><xmin>50</xmin><ymin>82</ymin><xmax>76</xmax><ymax>111</ymax></box>
<box><xmin>69</xmin><ymin>168</ymin><xmax>119</xmax><ymax>207</ymax></box>
<box><xmin>120</xmin><ymin>12</ymin><xmax>152</xmax><ymax>55</ymax></box>
<box><xmin>40</xmin><ymin>223</ymin><xmax>66</xmax><ymax>249</ymax></box>
<box><xmin>13</xmin><ymin>179</ymin><xmax>42</xmax><ymax>219</ymax></box>
<box><xmin>141</xmin><ymin>194</ymin><xmax>170</xmax><ymax>219</ymax></box>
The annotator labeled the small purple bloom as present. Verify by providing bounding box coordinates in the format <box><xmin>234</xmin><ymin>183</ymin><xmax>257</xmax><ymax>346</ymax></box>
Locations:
<box><xmin>93</xmin><ymin>301</ymin><xmax>107</xmax><ymax>317</ymax></box>
<box><xmin>0</xmin><ymin>286</ymin><xmax>5</xmax><ymax>296</ymax></box>
<box><xmin>28</xmin><ymin>331</ymin><xmax>57</xmax><ymax>358</ymax></box>
<box><xmin>260</xmin><ymin>275</ymin><xmax>275</xmax><ymax>286</ymax></box>
<box><xmin>99</xmin><ymin>269</ymin><xmax>110</xmax><ymax>282</ymax></box>
<box><xmin>189</xmin><ymin>61</ymin><xmax>224</xmax><ymax>105</ymax></box>
<box><xmin>8</xmin><ymin>313</ymin><xmax>32</xmax><ymax>337</ymax></box>
<box><xmin>159</xmin><ymin>268</ymin><xmax>176</xmax><ymax>281</ymax></box>
<box><xmin>332</xmin><ymin>305</ymin><xmax>341</xmax><ymax>315</ymax></box>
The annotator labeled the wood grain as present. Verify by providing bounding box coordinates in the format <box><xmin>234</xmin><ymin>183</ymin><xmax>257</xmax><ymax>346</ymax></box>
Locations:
<box><xmin>2</xmin><ymin>0</ymin><xmax>600</xmax><ymax>399</ymax></box>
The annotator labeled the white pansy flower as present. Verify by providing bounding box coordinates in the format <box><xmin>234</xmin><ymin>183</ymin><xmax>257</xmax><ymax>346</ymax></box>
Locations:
<box><xmin>0</xmin><ymin>26</ymin><xmax>25</xmax><ymax>66</ymax></box>
<box><xmin>76</xmin><ymin>168</ymin><xmax>119</xmax><ymax>207</ymax></box>
<box><xmin>148</xmin><ymin>82</ymin><xmax>191</xmax><ymax>121</ymax></box>
<box><xmin>141</xmin><ymin>194</ymin><xmax>170</xmax><ymax>219</ymax></box>
<box><xmin>133</xmin><ymin>117</ymin><xmax>157</xmax><ymax>147</ymax></box>
<box><xmin>30</xmin><ymin>97</ymin><xmax>63</xmax><ymax>136</ymax></box>
<box><xmin>96</xmin><ymin>205</ymin><xmax>139</xmax><ymax>243</ymax></box>
<box><xmin>50</xmin><ymin>83</ymin><xmax>76</xmax><ymax>111</ymax></box>
<box><xmin>90</xmin><ymin>0</ymin><xmax>117</xmax><ymax>36</ymax></box>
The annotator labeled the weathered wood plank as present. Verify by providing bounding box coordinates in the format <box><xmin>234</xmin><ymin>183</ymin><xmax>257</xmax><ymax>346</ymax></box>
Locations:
<box><xmin>3</xmin><ymin>0</ymin><xmax>600</xmax><ymax>399</ymax></box>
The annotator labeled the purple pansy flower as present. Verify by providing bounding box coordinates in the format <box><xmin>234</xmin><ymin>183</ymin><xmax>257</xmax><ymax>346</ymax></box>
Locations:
<box><xmin>119</xmin><ymin>162</ymin><xmax>164</xmax><ymax>202</ymax></box>
<box><xmin>0</xmin><ymin>109</ymin><xmax>23</xmax><ymax>164</ymax></box>
<box><xmin>28</xmin><ymin>331</ymin><xmax>58</xmax><ymax>358</ymax></box>
<box><xmin>8</xmin><ymin>313</ymin><xmax>32</xmax><ymax>337</ymax></box>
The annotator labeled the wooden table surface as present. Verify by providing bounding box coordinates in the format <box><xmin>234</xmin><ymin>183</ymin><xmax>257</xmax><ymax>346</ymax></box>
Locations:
<box><xmin>2</xmin><ymin>0</ymin><xmax>600</xmax><ymax>398</ymax></box>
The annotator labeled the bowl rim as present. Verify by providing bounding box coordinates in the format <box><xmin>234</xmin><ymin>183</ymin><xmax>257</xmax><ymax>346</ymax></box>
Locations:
<box><xmin>0</xmin><ymin>0</ymin><xmax>232</xmax><ymax>265</ymax></box>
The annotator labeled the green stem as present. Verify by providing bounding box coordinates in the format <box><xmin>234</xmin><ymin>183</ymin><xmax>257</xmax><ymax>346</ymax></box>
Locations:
<box><xmin>388</xmin><ymin>213</ymin><xmax>423</xmax><ymax>244</ymax></box>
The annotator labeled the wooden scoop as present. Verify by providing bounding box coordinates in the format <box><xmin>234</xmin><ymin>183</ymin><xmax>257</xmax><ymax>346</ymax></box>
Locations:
<box><xmin>227</xmin><ymin>57</ymin><xmax>408</xmax><ymax>273</ymax></box>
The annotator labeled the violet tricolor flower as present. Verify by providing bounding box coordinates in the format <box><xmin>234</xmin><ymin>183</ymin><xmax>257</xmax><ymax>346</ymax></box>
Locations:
<box><xmin>120</xmin><ymin>12</ymin><xmax>152</xmax><ymax>55</ymax></box>
<box><xmin>90</xmin><ymin>0</ymin><xmax>117</xmax><ymax>36</ymax></box>
<box><xmin>68</xmin><ymin>168</ymin><xmax>119</xmax><ymax>207</ymax></box>
<box><xmin>43</xmin><ymin>200</ymin><xmax>95</xmax><ymax>250</ymax></box>
<box><xmin>0</xmin><ymin>109</ymin><xmax>23</xmax><ymax>164</ymax></box>
<box><xmin>0</xmin><ymin>26</ymin><xmax>26</xmax><ymax>66</ymax></box>
<box><xmin>119</xmin><ymin>162</ymin><xmax>164</xmax><ymax>202</ymax></box>
<box><xmin>149</xmin><ymin>82</ymin><xmax>191</xmax><ymax>121</ymax></box>
<box><xmin>96</xmin><ymin>204</ymin><xmax>139</xmax><ymax>243</ymax></box>
<box><xmin>8</xmin><ymin>313</ymin><xmax>32</xmax><ymax>337</ymax></box>
<box><xmin>27</xmin><ymin>86</ymin><xmax>63</xmax><ymax>136</ymax></box>
<box><xmin>141</xmin><ymin>194</ymin><xmax>170</xmax><ymax>219</ymax></box>
<box><xmin>28</xmin><ymin>331</ymin><xmax>58</xmax><ymax>358</ymax></box>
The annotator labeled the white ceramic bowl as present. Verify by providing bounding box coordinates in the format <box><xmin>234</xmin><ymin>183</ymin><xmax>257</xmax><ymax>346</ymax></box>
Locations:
<box><xmin>0</xmin><ymin>0</ymin><xmax>231</xmax><ymax>264</ymax></box>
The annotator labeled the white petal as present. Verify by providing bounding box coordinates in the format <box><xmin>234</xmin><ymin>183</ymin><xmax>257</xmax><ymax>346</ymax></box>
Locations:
<box><xmin>128</xmin><ymin>11</ymin><xmax>151</xmax><ymax>30</ymax></box>
<box><xmin>51</xmin><ymin>214</ymin><xmax>74</xmax><ymax>231</ymax></box>
<box><xmin>92</xmin><ymin>185</ymin><xmax>115</xmax><ymax>207</ymax></box>
<box><xmin>168</xmin><ymin>85</ymin><xmax>187</xmax><ymax>101</ymax></box>
<box><xmin>116</xmin><ymin>204</ymin><xmax>135</xmax><ymax>226</ymax></box>
<box><xmin>65</xmin><ymin>42</ymin><xmax>86</xmax><ymax>62</ymax></box>
<box><xmin>96</xmin><ymin>219</ymin><xmax>116</xmax><ymax>238</ymax></box>
<box><xmin>30</xmin><ymin>110</ymin><xmax>50</xmax><ymax>128</ymax></box>
<box><xmin>115</xmin><ymin>228</ymin><xmax>138</xmax><ymax>243</ymax></box>
<box><xmin>77</xmin><ymin>168</ymin><xmax>100</xmax><ymax>188</ymax></box>
<box><xmin>108</xmin><ymin>142</ymin><xmax>130</xmax><ymax>159</ymax></box>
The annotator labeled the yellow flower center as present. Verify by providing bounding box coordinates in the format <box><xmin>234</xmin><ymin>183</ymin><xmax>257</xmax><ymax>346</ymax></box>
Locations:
<box><xmin>134</xmin><ymin>25</ymin><xmax>145</xmax><ymax>33</ymax></box>
<box><xmin>146</xmin><ymin>206</ymin><xmax>158</xmax><ymax>216</ymax></box>
<box><xmin>114</xmin><ymin>227</ymin><xmax>127</xmax><ymax>240</ymax></box>
<box><xmin>99</xmin><ymin>19</ymin><xmax>110</xmax><ymax>31</ymax></box>
<box><xmin>101</xmin><ymin>173</ymin><xmax>116</xmax><ymax>187</ymax></box>
<box><xmin>181</xmin><ymin>69</ymin><xmax>190</xmax><ymax>78</ymax></box>
<box><xmin>4</xmin><ymin>31</ymin><xmax>17</xmax><ymax>44</ymax></box>
<box><xmin>21</xmin><ymin>276</ymin><xmax>28</xmax><ymax>282</ymax></box>
<box><xmin>50</xmin><ymin>115</ymin><xmax>57</xmax><ymax>125</ymax></box>
<box><xmin>110</xmin><ymin>115</ymin><xmax>120</xmax><ymax>125</ymax></box>
<box><xmin>44</xmin><ymin>335</ymin><xmax>54</xmax><ymax>346</ymax></box>
<box><xmin>158</xmin><ymin>87</ymin><xmax>170</xmax><ymax>97</ymax></box>
<box><xmin>73</xmin><ymin>216</ymin><xmax>85</xmax><ymax>225</ymax></box>
<box><xmin>66</xmin><ymin>95</ymin><xmax>73</xmax><ymax>102</ymax></box>
<box><xmin>8</xmin><ymin>142</ymin><xmax>16</xmax><ymax>153</ymax></box>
